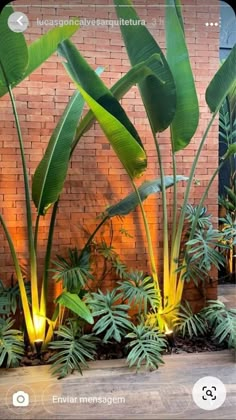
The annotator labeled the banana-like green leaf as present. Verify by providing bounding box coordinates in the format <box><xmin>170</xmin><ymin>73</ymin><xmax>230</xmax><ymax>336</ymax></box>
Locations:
<box><xmin>58</xmin><ymin>39</ymin><xmax>144</xmax><ymax>148</ymax></box>
<box><xmin>56</xmin><ymin>291</ymin><xmax>94</xmax><ymax>324</ymax></box>
<box><xmin>27</xmin><ymin>21</ymin><xmax>79</xmax><ymax>77</ymax></box>
<box><xmin>72</xmin><ymin>55</ymin><xmax>163</xmax><ymax>151</ymax></box>
<box><xmin>0</xmin><ymin>6</ymin><xmax>28</xmax><ymax>87</ymax></box>
<box><xmin>228</xmin><ymin>80</ymin><xmax>236</xmax><ymax>124</ymax></box>
<box><xmin>206</xmin><ymin>45</ymin><xmax>236</xmax><ymax>113</ymax></box>
<box><xmin>0</xmin><ymin>15</ymin><xmax>79</xmax><ymax>97</ymax></box>
<box><xmin>113</xmin><ymin>0</ymin><xmax>176</xmax><ymax>133</ymax></box>
<box><xmin>76</xmin><ymin>85</ymin><xmax>147</xmax><ymax>179</ymax></box>
<box><xmin>165</xmin><ymin>0</ymin><xmax>199</xmax><ymax>152</ymax></box>
<box><xmin>32</xmin><ymin>91</ymin><xmax>84</xmax><ymax>215</ymax></box>
<box><xmin>107</xmin><ymin>176</ymin><xmax>188</xmax><ymax>217</ymax></box>
<box><xmin>173</xmin><ymin>0</ymin><xmax>185</xmax><ymax>33</ymax></box>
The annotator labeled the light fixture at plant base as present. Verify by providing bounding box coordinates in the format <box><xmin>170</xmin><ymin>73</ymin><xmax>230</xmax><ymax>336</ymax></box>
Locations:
<box><xmin>34</xmin><ymin>339</ymin><xmax>43</xmax><ymax>358</ymax></box>
<box><xmin>165</xmin><ymin>327</ymin><xmax>175</xmax><ymax>351</ymax></box>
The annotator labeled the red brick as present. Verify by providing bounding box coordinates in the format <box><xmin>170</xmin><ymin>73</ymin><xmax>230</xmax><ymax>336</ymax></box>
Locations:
<box><xmin>0</xmin><ymin>0</ymin><xmax>219</xmax><ymax>305</ymax></box>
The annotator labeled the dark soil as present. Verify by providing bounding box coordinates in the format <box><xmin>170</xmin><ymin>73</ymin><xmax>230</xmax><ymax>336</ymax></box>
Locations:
<box><xmin>168</xmin><ymin>335</ymin><xmax>228</xmax><ymax>354</ymax></box>
<box><xmin>218</xmin><ymin>269</ymin><xmax>236</xmax><ymax>284</ymax></box>
<box><xmin>20</xmin><ymin>347</ymin><xmax>56</xmax><ymax>367</ymax></box>
<box><xmin>18</xmin><ymin>334</ymin><xmax>228</xmax><ymax>367</ymax></box>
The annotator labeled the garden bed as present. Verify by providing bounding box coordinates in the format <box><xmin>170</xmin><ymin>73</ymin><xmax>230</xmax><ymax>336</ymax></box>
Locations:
<box><xmin>18</xmin><ymin>334</ymin><xmax>228</xmax><ymax>368</ymax></box>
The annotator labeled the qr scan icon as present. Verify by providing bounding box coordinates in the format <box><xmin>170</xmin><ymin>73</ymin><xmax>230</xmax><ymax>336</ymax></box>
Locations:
<box><xmin>202</xmin><ymin>386</ymin><xmax>217</xmax><ymax>401</ymax></box>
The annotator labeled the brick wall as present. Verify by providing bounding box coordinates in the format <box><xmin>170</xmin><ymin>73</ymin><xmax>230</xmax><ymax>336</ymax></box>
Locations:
<box><xmin>0</xmin><ymin>0</ymin><xmax>220</xmax><ymax>308</ymax></box>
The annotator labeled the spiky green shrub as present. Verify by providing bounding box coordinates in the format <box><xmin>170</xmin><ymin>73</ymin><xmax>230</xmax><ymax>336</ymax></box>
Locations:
<box><xmin>0</xmin><ymin>318</ymin><xmax>24</xmax><ymax>368</ymax></box>
<box><xmin>0</xmin><ymin>279</ymin><xmax>31</xmax><ymax>317</ymax></box>
<box><xmin>174</xmin><ymin>301</ymin><xmax>207</xmax><ymax>338</ymax></box>
<box><xmin>87</xmin><ymin>289</ymin><xmax>132</xmax><ymax>342</ymax></box>
<box><xmin>126</xmin><ymin>323</ymin><xmax>167</xmax><ymax>370</ymax></box>
<box><xmin>49</xmin><ymin>319</ymin><xmax>98</xmax><ymax>379</ymax></box>
<box><xmin>52</xmin><ymin>248</ymin><xmax>93</xmax><ymax>293</ymax></box>
<box><xmin>179</xmin><ymin>226</ymin><xmax>227</xmax><ymax>284</ymax></box>
<box><xmin>202</xmin><ymin>300</ymin><xmax>236</xmax><ymax>349</ymax></box>
<box><xmin>117</xmin><ymin>270</ymin><xmax>159</xmax><ymax>315</ymax></box>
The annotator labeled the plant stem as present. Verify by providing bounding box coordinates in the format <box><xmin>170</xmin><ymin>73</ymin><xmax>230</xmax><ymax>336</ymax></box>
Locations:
<box><xmin>175</xmin><ymin>159</ymin><xmax>227</xmax><ymax>302</ymax></box>
<box><xmin>170</xmin><ymin>131</ymin><xmax>178</xmax><ymax>260</ymax></box>
<box><xmin>82</xmin><ymin>215</ymin><xmax>109</xmax><ymax>252</ymax></box>
<box><xmin>171</xmin><ymin>111</ymin><xmax>218</xmax><ymax>305</ymax></box>
<box><xmin>189</xmin><ymin>160</ymin><xmax>226</xmax><ymax>240</ymax></box>
<box><xmin>44</xmin><ymin>303</ymin><xmax>60</xmax><ymax>347</ymax></box>
<box><xmin>40</xmin><ymin>200</ymin><xmax>59</xmax><ymax>315</ymax></box>
<box><xmin>131</xmin><ymin>180</ymin><xmax>161</xmax><ymax>305</ymax></box>
<box><xmin>0</xmin><ymin>214</ymin><xmax>35</xmax><ymax>344</ymax></box>
<box><xmin>8</xmin><ymin>86</ymin><xmax>39</xmax><ymax>321</ymax></box>
<box><xmin>151</xmin><ymin>129</ymin><xmax>169</xmax><ymax>308</ymax></box>
<box><xmin>34</xmin><ymin>214</ymin><xmax>40</xmax><ymax>253</ymax></box>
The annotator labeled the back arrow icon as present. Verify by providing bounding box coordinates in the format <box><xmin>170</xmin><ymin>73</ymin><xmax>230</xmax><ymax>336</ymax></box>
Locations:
<box><xmin>8</xmin><ymin>12</ymin><xmax>29</xmax><ymax>33</ymax></box>
<box><xmin>17</xmin><ymin>16</ymin><xmax>23</xmax><ymax>26</ymax></box>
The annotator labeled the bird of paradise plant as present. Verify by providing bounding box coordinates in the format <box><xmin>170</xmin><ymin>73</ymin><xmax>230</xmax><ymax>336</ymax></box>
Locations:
<box><xmin>57</xmin><ymin>0</ymin><xmax>236</xmax><ymax>333</ymax></box>
<box><xmin>0</xmin><ymin>6</ymin><xmax>91</xmax><ymax>348</ymax></box>
<box><xmin>1</xmin><ymin>0</ymin><xmax>235</xmax><ymax>349</ymax></box>
<box><xmin>0</xmin><ymin>5</ymin><xmax>172</xmax><ymax>348</ymax></box>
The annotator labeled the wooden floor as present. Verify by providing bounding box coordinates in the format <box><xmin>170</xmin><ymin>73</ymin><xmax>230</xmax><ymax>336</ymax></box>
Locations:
<box><xmin>218</xmin><ymin>284</ymin><xmax>236</xmax><ymax>309</ymax></box>
<box><xmin>0</xmin><ymin>350</ymin><xmax>235</xmax><ymax>419</ymax></box>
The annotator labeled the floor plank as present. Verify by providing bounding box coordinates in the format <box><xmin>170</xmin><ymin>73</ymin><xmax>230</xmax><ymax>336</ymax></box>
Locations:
<box><xmin>0</xmin><ymin>350</ymin><xmax>235</xmax><ymax>419</ymax></box>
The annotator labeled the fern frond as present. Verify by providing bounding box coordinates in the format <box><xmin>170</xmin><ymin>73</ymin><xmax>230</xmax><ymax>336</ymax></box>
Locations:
<box><xmin>0</xmin><ymin>279</ymin><xmax>31</xmax><ymax>316</ymax></box>
<box><xmin>52</xmin><ymin>247</ymin><xmax>93</xmax><ymax>293</ymax></box>
<box><xmin>49</xmin><ymin>319</ymin><xmax>97</xmax><ymax>379</ymax></box>
<box><xmin>95</xmin><ymin>241</ymin><xmax>117</xmax><ymax>261</ymax></box>
<box><xmin>119</xmin><ymin>227</ymin><xmax>133</xmax><ymax>238</ymax></box>
<box><xmin>202</xmin><ymin>300</ymin><xmax>236</xmax><ymax>348</ymax></box>
<box><xmin>0</xmin><ymin>318</ymin><xmax>24</xmax><ymax>368</ymax></box>
<box><xmin>175</xmin><ymin>302</ymin><xmax>207</xmax><ymax>338</ymax></box>
<box><xmin>117</xmin><ymin>270</ymin><xmax>159</xmax><ymax>314</ymax></box>
<box><xmin>185</xmin><ymin>204</ymin><xmax>212</xmax><ymax>229</ymax></box>
<box><xmin>87</xmin><ymin>290</ymin><xmax>131</xmax><ymax>342</ymax></box>
<box><xmin>112</xmin><ymin>258</ymin><xmax>128</xmax><ymax>279</ymax></box>
<box><xmin>126</xmin><ymin>323</ymin><xmax>166</xmax><ymax>370</ymax></box>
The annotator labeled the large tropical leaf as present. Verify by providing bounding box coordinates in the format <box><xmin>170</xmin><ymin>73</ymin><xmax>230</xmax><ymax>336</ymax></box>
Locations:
<box><xmin>106</xmin><ymin>175</ymin><xmax>188</xmax><ymax>217</ymax></box>
<box><xmin>165</xmin><ymin>0</ymin><xmax>199</xmax><ymax>151</ymax></box>
<box><xmin>72</xmin><ymin>55</ymin><xmax>163</xmax><ymax>152</ymax></box>
<box><xmin>56</xmin><ymin>291</ymin><xmax>94</xmax><ymax>324</ymax></box>
<box><xmin>32</xmin><ymin>91</ymin><xmax>84</xmax><ymax>215</ymax></box>
<box><xmin>58</xmin><ymin>40</ymin><xmax>147</xmax><ymax>178</ymax></box>
<box><xmin>172</xmin><ymin>0</ymin><xmax>185</xmax><ymax>33</ymax></box>
<box><xmin>26</xmin><ymin>21</ymin><xmax>79</xmax><ymax>77</ymax></box>
<box><xmin>58</xmin><ymin>39</ymin><xmax>144</xmax><ymax>148</ymax></box>
<box><xmin>0</xmin><ymin>6</ymin><xmax>28</xmax><ymax>87</ymax></box>
<box><xmin>0</xmin><ymin>13</ymin><xmax>79</xmax><ymax>97</ymax></box>
<box><xmin>206</xmin><ymin>45</ymin><xmax>236</xmax><ymax>113</ymax></box>
<box><xmin>76</xmin><ymin>85</ymin><xmax>147</xmax><ymax>179</ymax></box>
<box><xmin>228</xmin><ymin>80</ymin><xmax>236</xmax><ymax>123</ymax></box>
<box><xmin>113</xmin><ymin>0</ymin><xmax>176</xmax><ymax>133</ymax></box>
